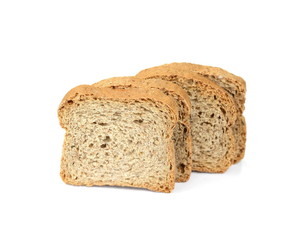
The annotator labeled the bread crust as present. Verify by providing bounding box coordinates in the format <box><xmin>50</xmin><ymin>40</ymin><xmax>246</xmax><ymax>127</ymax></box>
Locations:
<box><xmin>58</xmin><ymin>85</ymin><xmax>179</xmax><ymax>193</ymax></box>
<box><xmin>93</xmin><ymin>76</ymin><xmax>191</xmax><ymax>113</ymax></box>
<box><xmin>58</xmin><ymin>85</ymin><xmax>179</xmax><ymax>129</ymax></box>
<box><xmin>92</xmin><ymin>76</ymin><xmax>192</xmax><ymax>182</ymax></box>
<box><xmin>163</xmin><ymin>62</ymin><xmax>246</xmax><ymax>110</ymax></box>
<box><xmin>234</xmin><ymin>115</ymin><xmax>246</xmax><ymax>163</ymax></box>
<box><xmin>136</xmin><ymin>66</ymin><xmax>237</xmax><ymax>173</ymax></box>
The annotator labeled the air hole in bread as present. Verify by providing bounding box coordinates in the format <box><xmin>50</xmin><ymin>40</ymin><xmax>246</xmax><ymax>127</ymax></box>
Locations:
<box><xmin>179</xmin><ymin>164</ymin><xmax>185</xmax><ymax>173</ymax></box>
<box><xmin>183</xmin><ymin>127</ymin><xmax>188</xmax><ymax>133</ymax></box>
<box><xmin>133</xmin><ymin>119</ymin><xmax>143</xmax><ymax>124</ymax></box>
<box><xmin>220</xmin><ymin>108</ymin><xmax>226</xmax><ymax>115</ymax></box>
<box><xmin>103</xmin><ymin>136</ymin><xmax>111</xmax><ymax>142</ymax></box>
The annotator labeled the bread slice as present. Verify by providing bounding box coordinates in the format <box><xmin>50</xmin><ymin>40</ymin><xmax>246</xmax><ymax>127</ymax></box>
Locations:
<box><xmin>92</xmin><ymin>76</ymin><xmax>192</xmax><ymax>182</ymax></box>
<box><xmin>161</xmin><ymin>63</ymin><xmax>246</xmax><ymax>163</ymax></box>
<box><xmin>58</xmin><ymin>85</ymin><xmax>179</xmax><ymax>193</ymax></box>
<box><xmin>136</xmin><ymin>67</ymin><xmax>237</xmax><ymax>173</ymax></box>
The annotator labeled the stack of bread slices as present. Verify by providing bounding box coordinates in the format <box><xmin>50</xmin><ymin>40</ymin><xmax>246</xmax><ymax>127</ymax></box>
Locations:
<box><xmin>58</xmin><ymin>63</ymin><xmax>246</xmax><ymax>193</ymax></box>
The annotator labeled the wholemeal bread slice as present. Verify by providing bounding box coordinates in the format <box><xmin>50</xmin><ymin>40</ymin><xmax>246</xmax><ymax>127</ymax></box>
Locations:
<box><xmin>58</xmin><ymin>85</ymin><xmax>179</xmax><ymax>193</ymax></box>
<box><xmin>136</xmin><ymin>67</ymin><xmax>237</xmax><ymax>173</ymax></box>
<box><xmin>160</xmin><ymin>63</ymin><xmax>247</xmax><ymax>163</ymax></box>
<box><xmin>92</xmin><ymin>76</ymin><xmax>192</xmax><ymax>182</ymax></box>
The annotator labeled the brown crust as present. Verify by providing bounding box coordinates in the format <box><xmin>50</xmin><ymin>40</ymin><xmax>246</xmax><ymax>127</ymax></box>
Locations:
<box><xmin>233</xmin><ymin>115</ymin><xmax>247</xmax><ymax>163</ymax></box>
<box><xmin>92</xmin><ymin>76</ymin><xmax>192</xmax><ymax>182</ymax></box>
<box><xmin>136</xmin><ymin>66</ymin><xmax>237</xmax><ymax>126</ymax></box>
<box><xmin>93</xmin><ymin>76</ymin><xmax>191</xmax><ymax>111</ymax></box>
<box><xmin>58</xmin><ymin>85</ymin><xmax>178</xmax><ymax>193</ymax></box>
<box><xmin>58</xmin><ymin>84</ymin><xmax>179</xmax><ymax>129</ymax></box>
<box><xmin>163</xmin><ymin>62</ymin><xmax>246</xmax><ymax>98</ymax></box>
<box><xmin>60</xmin><ymin>177</ymin><xmax>174</xmax><ymax>193</ymax></box>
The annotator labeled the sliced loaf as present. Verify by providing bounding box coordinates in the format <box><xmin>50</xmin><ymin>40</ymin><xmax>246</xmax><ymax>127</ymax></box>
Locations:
<box><xmin>160</xmin><ymin>63</ymin><xmax>247</xmax><ymax>163</ymax></box>
<box><xmin>58</xmin><ymin>85</ymin><xmax>179</xmax><ymax>193</ymax></box>
<box><xmin>136</xmin><ymin>67</ymin><xmax>237</xmax><ymax>173</ymax></box>
<box><xmin>92</xmin><ymin>76</ymin><xmax>192</xmax><ymax>182</ymax></box>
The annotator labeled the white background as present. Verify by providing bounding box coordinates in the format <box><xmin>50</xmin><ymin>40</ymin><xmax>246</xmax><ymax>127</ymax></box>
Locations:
<box><xmin>1</xmin><ymin>0</ymin><xmax>305</xmax><ymax>239</ymax></box>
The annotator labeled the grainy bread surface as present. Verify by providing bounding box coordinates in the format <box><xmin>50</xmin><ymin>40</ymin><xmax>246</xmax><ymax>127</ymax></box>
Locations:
<box><xmin>136</xmin><ymin>66</ymin><xmax>237</xmax><ymax>173</ymax></box>
<box><xmin>93</xmin><ymin>76</ymin><xmax>192</xmax><ymax>182</ymax></box>
<box><xmin>161</xmin><ymin>63</ymin><xmax>246</xmax><ymax>163</ymax></box>
<box><xmin>58</xmin><ymin>85</ymin><xmax>179</xmax><ymax>193</ymax></box>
